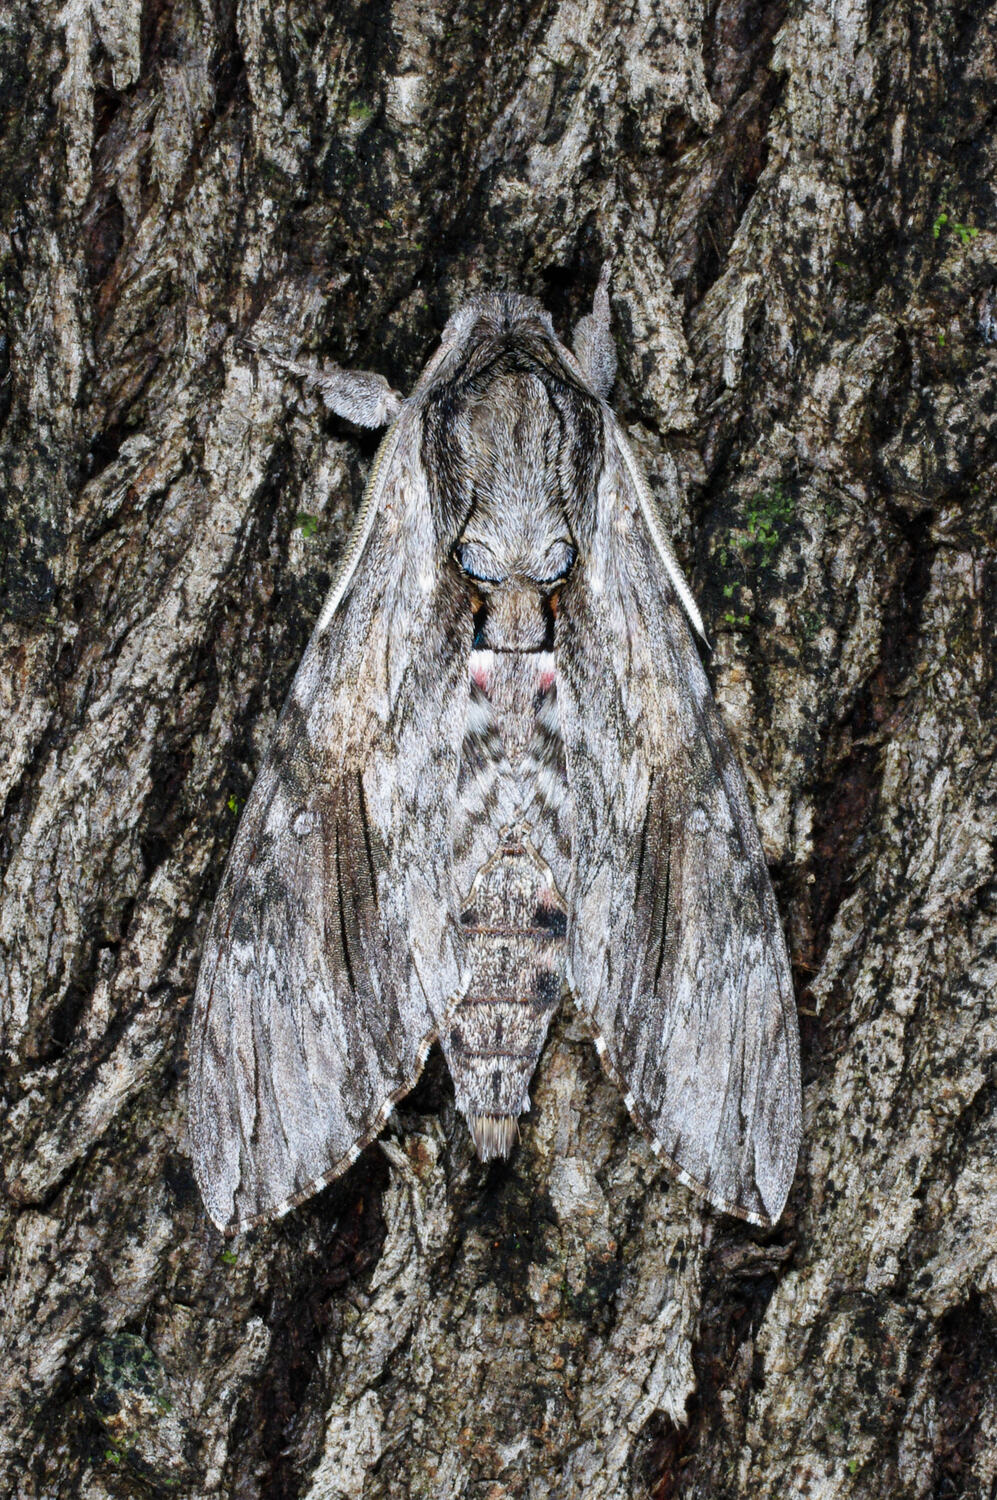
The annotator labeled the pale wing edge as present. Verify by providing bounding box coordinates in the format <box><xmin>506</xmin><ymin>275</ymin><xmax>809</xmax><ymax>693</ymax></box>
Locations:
<box><xmin>612</xmin><ymin>426</ymin><xmax>706</xmax><ymax>641</ymax></box>
<box><xmin>315</xmin><ymin>415</ymin><xmax>406</xmax><ymax>632</ymax></box>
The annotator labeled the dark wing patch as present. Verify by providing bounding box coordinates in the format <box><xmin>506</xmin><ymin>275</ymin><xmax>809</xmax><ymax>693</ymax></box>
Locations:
<box><xmin>559</xmin><ymin>426</ymin><xmax>801</xmax><ymax>1226</ymax></box>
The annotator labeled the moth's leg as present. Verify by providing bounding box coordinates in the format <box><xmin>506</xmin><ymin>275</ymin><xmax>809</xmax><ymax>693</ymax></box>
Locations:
<box><xmin>244</xmin><ymin>343</ymin><xmax>403</xmax><ymax>428</ymax></box>
<box><xmin>572</xmin><ymin>261</ymin><xmax>617</xmax><ymax>399</ymax></box>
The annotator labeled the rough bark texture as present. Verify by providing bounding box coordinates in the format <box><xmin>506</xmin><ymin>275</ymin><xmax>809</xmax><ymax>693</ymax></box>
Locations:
<box><xmin>1</xmin><ymin>0</ymin><xmax>994</xmax><ymax>1495</ymax></box>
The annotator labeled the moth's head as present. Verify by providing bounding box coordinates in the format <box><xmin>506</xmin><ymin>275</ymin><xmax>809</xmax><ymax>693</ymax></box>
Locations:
<box><xmin>439</xmin><ymin>292</ymin><xmax>555</xmax><ymax>352</ymax></box>
<box><xmin>416</xmin><ymin>292</ymin><xmax>559</xmax><ymax>400</ymax></box>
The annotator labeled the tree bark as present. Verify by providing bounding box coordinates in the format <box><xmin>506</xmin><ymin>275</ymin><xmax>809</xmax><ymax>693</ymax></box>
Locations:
<box><xmin>1</xmin><ymin>0</ymin><xmax>994</xmax><ymax>1495</ymax></box>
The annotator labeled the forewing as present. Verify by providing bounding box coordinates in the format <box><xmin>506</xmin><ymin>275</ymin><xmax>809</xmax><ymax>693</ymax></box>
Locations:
<box><xmin>189</xmin><ymin>419</ymin><xmax>469</xmax><ymax>1231</ymax></box>
<box><xmin>559</xmin><ymin>429</ymin><xmax>801</xmax><ymax>1226</ymax></box>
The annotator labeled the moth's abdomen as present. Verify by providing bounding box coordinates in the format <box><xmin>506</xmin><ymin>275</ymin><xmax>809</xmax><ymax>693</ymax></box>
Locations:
<box><xmin>447</xmin><ymin>636</ymin><xmax>571</xmax><ymax>1160</ymax></box>
<box><xmin>446</xmin><ymin>837</ymin><xmax>567</xmax><ymax>1156</ymax></box>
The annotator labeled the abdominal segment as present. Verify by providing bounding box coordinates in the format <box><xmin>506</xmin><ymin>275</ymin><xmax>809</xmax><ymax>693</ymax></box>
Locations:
<box><xmin>445</xmin><ymin>641</ymin><xmax>571</xmax><ymax>1158</ymax></box>
<box><xmin>447</xmin><ymin>838</ymin><xmax>567</xmax><ymax>1155</ymax></box>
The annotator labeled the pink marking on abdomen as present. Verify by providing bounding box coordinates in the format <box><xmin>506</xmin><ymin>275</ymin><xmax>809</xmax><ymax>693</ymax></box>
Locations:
<box><xmin>469</xmin><ymin>649</ymin><xmax>492</xmax><ymax>693</ymax></box>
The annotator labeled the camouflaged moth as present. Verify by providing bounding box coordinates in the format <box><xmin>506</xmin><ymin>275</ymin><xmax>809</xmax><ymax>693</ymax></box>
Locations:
<box><xmin>189</xmin><ymin>268</ymin><xmax>801</xmax><ymax>1232</ymax></box>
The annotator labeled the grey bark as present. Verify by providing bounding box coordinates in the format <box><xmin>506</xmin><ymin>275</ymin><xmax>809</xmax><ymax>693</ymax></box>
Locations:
<box><xmin>0</xmin><ymin>0</ymin><xmax>994</xmax><ymax>1495</ymax></box>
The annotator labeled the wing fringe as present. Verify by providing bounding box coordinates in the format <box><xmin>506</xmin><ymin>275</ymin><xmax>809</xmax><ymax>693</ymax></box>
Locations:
<box><xmin>216</xmin><ymin>1026</ymin><xmax>440</xmax><ymax>1235</ymax></box>
<box><xmin>585</xmin><ymin>1011</ymin><xmax>780</xmax><ymax>1228</ymax></box>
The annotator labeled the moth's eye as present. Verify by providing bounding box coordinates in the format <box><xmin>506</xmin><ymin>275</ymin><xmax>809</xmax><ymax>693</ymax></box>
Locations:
<box><xmin>454</xmin><ymin>542</ymin><xmax>506</xmax><ymax>584</ymax></box>
<box><xmin>529</xmin><ymin>542</ymin><xmax>576</xmax><ymax>586</ymax></box>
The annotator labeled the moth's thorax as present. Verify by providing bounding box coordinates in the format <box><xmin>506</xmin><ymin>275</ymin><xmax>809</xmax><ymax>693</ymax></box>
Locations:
<box><xmin>450</xmin><ymin>371</ymin><xmax>578</xmax><ymax>623</ymax></box>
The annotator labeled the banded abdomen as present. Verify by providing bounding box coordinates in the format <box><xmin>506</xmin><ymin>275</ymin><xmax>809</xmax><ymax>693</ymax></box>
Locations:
<box><xmin>445</xmin><ymin>628</ymin><xmax>572</xmax><ymax>1160</ymax></box>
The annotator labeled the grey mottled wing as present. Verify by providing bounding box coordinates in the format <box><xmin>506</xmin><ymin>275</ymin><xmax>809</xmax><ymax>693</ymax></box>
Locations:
<box><xmin>559</xmin><ymin>426</ymin><xmax>801</xmax><ymax>1226</ymax></box>
<box><xmin>189</xmin><ymin>418</ymin><xmax>469</xmax><ymax>1232</ymax></box>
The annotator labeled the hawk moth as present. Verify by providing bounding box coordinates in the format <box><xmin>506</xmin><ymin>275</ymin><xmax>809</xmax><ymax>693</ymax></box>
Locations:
<box><xmin>189</xmin><ymin>268</ymin><xmax>801</xmax><ymax>1233</ymax></box>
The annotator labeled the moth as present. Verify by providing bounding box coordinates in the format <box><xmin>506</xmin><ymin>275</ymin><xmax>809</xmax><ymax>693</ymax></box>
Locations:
<box><xmin>189</xmin><ymin>268</ymin><xmax>801</xmax><ymax>1233</ymax></box>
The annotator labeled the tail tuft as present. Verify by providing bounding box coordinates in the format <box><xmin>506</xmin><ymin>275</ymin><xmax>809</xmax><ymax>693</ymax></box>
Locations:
<box><xmin>468</xmin><ymin>1113</ymin><xmax>519</xmax><ymax>1161</ymax></box>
